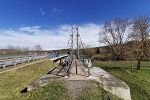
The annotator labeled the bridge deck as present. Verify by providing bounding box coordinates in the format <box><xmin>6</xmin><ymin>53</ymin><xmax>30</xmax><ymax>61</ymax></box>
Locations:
<box><xmin>67</xmin><ymin>57</ymin><xmax>87</xmax><ymax>80</ymax></box>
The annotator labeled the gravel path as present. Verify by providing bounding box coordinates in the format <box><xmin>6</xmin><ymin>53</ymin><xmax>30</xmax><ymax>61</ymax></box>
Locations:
<box><xmin>63</xmin><ymin>80</ymin><xmax>91</xmax><ymax>99</ymax></box>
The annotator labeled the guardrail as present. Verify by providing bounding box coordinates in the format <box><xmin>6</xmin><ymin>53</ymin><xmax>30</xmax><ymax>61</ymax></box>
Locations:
<box><xmin>0</xmin><ymin>54</ymin><xmax>48</xmax><ymax>69</ymax></box>
<box><xmin>49</xmin><ymin>55</ymin><xmax>68</xmax><ymax>61</ymax></box>
<box><xmin>0</xmin><ymin>54</ymin><xmax>48</xmax><ymax>60</ymax></box>
<box><xmin>48</xmin><ymin>54</ymin><xmax>69</xmax><ymax>59</ymax></box>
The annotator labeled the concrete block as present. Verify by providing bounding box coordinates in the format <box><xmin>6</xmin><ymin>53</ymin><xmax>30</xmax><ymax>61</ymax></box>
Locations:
<box><xmin>88</xmin><ymin>67</ymin><xmax>131</xmax><ymax>100</ymax></box>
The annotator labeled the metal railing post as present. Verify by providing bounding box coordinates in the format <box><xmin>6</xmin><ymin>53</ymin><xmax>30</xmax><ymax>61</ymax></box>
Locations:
<box><xmin>88</xmin><ymin>58</ymin><xmax>90</xmax><ymax>77</ymax></box>
<box><xmin>69</xmin><ymin>57</ymin><xmax>70</xmax><ymax>68</ymax></box>
<box><xmin>3</xmin><ymin>64</ymin><xmax>5</xmax><ymax>69</ymax></box>
<box><xmin>22</xmin><ymin>60</ymin><xmax>23</xmax><ymax>64</ymax></box>
<box><xmin>65</xmin><ymin>59</ymin><xmax>67</xmax><ymax>77</ymax></box>
<box><xmin>60</xmin><ymin>58</ymin><xmax>61</xmax><ymax>65</ymax></box>
<box><xmin>84</xmin><ymin>57</ymin><xmax>85</xmax><ymax>69</ymax></box>
<box><xmin>75</xmin><ymin>60</ymin><xmax>77</xmax><ymax>74</ymax></box>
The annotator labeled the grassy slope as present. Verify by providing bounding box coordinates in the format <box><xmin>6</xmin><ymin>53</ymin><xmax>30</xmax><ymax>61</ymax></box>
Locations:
<box><xmin>22</xmin><ymin>82</ymin><xmax>70</xmax><ymax>100</ymax></box>
<box><xmin>0</xmin><ymin>60</ymin><xmax>58</xmax><ymax>100</ymax></box>
<box><xmin>92</xmin><ymin>61</ymin><xmax>150</xmax><ymax>100</ymax></box>
<box><xmin>0</xmin><ymin>59</ymin><xmax>125</xmax><ymax>100</ymax></box>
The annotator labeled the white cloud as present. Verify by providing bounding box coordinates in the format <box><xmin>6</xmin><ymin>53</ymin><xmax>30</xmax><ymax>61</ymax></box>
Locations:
<box><xmin>20</xmin><ymin>26</ymin><xmax>54</xmax><ymax>35</ymax></box>
<box><xmin>0</xmin><ymin>23</ymin><xmax>103</xmax><ymax>50</ymax></box>
<box><xmin>39</xmin><ymin>8</ymin><xmax>45</xmax><ymax>15</ymax></box>
<box><xmin>20</xmin><ymin>26</ymin><xmax>41</xmax><ymax>34</ymax></box>
<box><xmin>52</xmin><ymin>8</ymin><xmax>62</xmax><ymax>13</ymax></box>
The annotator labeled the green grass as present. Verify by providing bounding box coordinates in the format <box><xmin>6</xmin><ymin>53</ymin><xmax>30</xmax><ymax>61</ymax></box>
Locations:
<box><xmin>92</xmin><ymin>61</ymin><xmax>150</xmax><ymax>100</ymax></box>
<box><xmin>0</xmin><ymin>60</ymin><xmax>58</xmax><ymax>100</ymax></box>
<box><xmin>0</xmin><ymin>60</ymin><xmax>40</xmax><ymax>72</ymax></box>
<box><xmin>21</xmin><ymin>82</ymin><xmax>70</xmax><ymax>100</ymax></box>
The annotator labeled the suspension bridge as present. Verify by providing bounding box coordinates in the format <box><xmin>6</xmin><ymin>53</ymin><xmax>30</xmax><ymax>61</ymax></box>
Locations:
<box><xmin>27</xmin><ymin>27</ymin><xmax>92</xmax><ymax>91</ymax></box>
<box><xmin>0</xmin><ymin>27</ymin><xmax>131</xmax><ymax>100</ymax></box>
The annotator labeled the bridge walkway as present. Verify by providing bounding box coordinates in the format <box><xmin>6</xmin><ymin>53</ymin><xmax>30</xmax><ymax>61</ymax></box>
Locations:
<box><xmin>67</xmin><ymin>57</ymin><xmax>87</xmax><ymax>80</ymax></box>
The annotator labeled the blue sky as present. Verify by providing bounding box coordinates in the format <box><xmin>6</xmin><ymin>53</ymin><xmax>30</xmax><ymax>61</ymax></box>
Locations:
<box><xmin>0</xmin><ymin>0</ymin><xmax>150</xmax><ymax>50</ymax></box>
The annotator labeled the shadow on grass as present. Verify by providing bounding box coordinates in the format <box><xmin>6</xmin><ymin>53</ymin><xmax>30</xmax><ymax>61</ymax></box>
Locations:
<box><xmin>21</xmin><ymin>87</ymin><xmax>27</xmax><ymax>93</ymax></box>
<box><xmin>101</xmin><ymin>66</ymin><xmax>124</xmax><ymax>72</ymax></box>
<box><xmin>140</xmin><ymin>65</ymin><xmax>150</xmax><ymax>67</ymax></box>
<box><xmin>125</xmin><ymin>80</ymin><xmax>150</xmax><ymax>100</ymax></box>
<box><xmin>123</xmin><ymin>66</ymin><xmax>150</xmax><ymax>72</ymax></box>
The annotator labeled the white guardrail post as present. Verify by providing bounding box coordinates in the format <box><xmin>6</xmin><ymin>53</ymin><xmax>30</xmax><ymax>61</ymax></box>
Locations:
<box><xmin>88</xmin><ymin>58</ymin><xmax>91</xmax><ymax>77</ymax></box>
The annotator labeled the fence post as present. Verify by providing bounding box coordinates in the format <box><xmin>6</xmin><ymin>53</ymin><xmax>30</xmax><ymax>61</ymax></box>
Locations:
<box><xmin>28</xmin><ymin>59</ymin><xmax>29</xmax><ymax>63</ymax></box>
<box><xmin>65</xmin><ymin>59</ymin><xmax>67</xmax><ymax>77</ymax></box>
<box><xmin>84</xmin><ymin>57</ymin><xmax>85</xmax><ymax>69</ymax></box>
<box><xmin>22</xmin><ymin>60</ymin><xmax>23</xmax><ymax>64</ymax></box>
<box><xmin>88</xmin><ymin>58</ymin><xmax>90</xmax><ymax>77</ymax></box>
<box><xmin>75</xmin><ymin>60</ymin><xmax>77</xmax><ymax>74</ymax></box>
<box><xmin>60</xmin><ymin>58</ymin><xmax>61</xmax><ymax>65</ymax></box>
<box><xmin>68</xmin><ymin>57</ymin><xmax>70</xmax><ymax>68</ymax></box>
<box><xmin>14</xmin><ymin>63</ymin><xmax>16</xmax><ymax>66</ymax></box>
<box><xmin>3</xmin><ymin>64</ymin><xmax>5</xmax><ymax>69</ymax></box>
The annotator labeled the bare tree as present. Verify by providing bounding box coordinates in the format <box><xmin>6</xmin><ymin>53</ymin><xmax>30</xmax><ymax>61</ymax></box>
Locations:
<box><xmin>82</xmin><ymin>44</ymin><xmax>94</xmax><ymax>58</ymax></box>
<box><xmin>131</xmin><ymin>15</ymin><xmax>150</xmax><ymax>69</ymax></box>
<box><xmin>15</xmin><ymin>46</ymin><xmax>21</xmax><ymax>51</ymax></box>
<box><xmin>22</xmin><ymin>47</ymin><xmax>29</xmax><ymax>54</ymax></box>
<box><xmin>34</xmin><ymin>45</ymin><xmax>42</xmax><ymax>54</ymax></box>
<box><xmin>7</xmin><ymin>44</ymin><xmax>15</xmax><ymax>49</ymax></box>
<box><xmin>95</xmin><ymin>48</ymin><xmax>100</xmax><ymax>54</ymax></box>
<box><xmin>7</xmin><ymin>44</ymin><xmax>16</xmax><ymax>54</ymax></box>
<box><xmin>15</xmin><ymin>46</ymin><xmax>22</xmax><ymax>54</ymax></box>
<box><xmin>99</xmin><ymin>18</ymin><xmax>131</xmax><ymax>60</ymax></box>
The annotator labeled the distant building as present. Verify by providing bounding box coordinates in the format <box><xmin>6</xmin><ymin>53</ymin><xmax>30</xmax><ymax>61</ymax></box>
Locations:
<box><xmin>2</xmin><ymin>52</ymin><xmax>7</xmax><ymax>54</ymax></box>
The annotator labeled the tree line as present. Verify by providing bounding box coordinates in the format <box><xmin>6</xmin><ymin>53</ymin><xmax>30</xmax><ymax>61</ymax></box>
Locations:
<box><xmin>1</xmin><ymin>44</ymin><xmax>43</xmax><ymax>54</ymax></box>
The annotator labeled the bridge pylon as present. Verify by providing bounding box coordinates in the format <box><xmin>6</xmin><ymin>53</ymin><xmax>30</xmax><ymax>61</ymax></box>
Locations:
<box><xmin>67</xmin><ymin>27</ymin><xmax>83</xmax><ymax>59</ymax></box>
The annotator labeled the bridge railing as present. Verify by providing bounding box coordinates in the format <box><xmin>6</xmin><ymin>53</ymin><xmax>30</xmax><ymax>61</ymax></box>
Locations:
<box><xmin>78</xmin><ymin>56</ymin><xmax>91</xmax><ymax>77</ymax></box>
<box><xmin>64</xmin><ymin>55</ymin><xmax>73</xmax><ymax>77</ymax></box>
